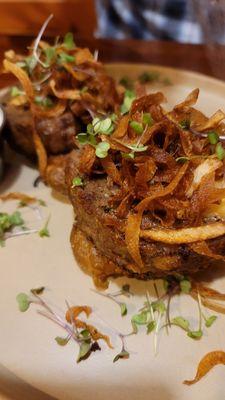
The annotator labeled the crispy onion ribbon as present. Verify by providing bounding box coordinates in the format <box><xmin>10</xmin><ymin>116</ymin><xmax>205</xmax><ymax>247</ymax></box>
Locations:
<box><xmin>125</xmin><ymin>163</ymin><xmax>189</xmax><ymax>269</ymax></box>
<box><xmin>183</xmin><ymin>351</ymin><xmax>225</xmax><ymax>385</ymax></box>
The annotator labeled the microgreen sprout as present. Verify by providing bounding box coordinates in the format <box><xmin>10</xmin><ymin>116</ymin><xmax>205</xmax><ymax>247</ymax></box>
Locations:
<box><xmin>39</xmin><ymin>215</ymin><xmax>50</xmax><ymax>238</ymax></box>
<box><xmin>208</xmin><ymin>131</ymin><xmax>219</xmax><ymax>145</ymax></box>
<box><xmin>72</xmin><ymin>177</ymin><xmax>83</xmax><ymax>188</ymax></box>
<box><xmin>63</xmin><ymin>32</ymin><xmax>76</xmax><ymax>50</ymax></box>
<box><xmin>11</xmin><ymin>86</ymin><xmax>24</xmax><ymax>97</ymax></box>
<box><xmin>120</xmin><ymin>90</ymin><xmax>136</xmax><ymax>114</ymax></box>
<box><xmin>91</xmin><ymin>287</ymin><xmax>129</xmax><ymax>317</ymax></box>
<box><xmin>216</xmin><ymin>142</ymin><xmax>225</xmax><ymax>160</ymax></box>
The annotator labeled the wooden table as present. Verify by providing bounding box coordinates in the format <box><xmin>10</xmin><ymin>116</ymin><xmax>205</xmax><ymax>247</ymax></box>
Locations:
<box><xmin>0</xmin><ymin>36</ymin><xmax>225</xmax><ymax>88</ymax></box>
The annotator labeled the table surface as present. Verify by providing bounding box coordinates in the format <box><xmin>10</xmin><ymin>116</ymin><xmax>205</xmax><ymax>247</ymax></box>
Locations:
<box><xmin>0</xmin><ymin>36</ymin><xmax>225</xmax><ymax>87</ymax></box>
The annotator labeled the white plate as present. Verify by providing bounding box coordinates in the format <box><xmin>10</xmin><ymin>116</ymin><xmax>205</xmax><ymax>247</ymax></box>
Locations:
<box><xmin>1</xmin><ymin>64</ymin><xmax>225</xmax><ymax>400</ymax></box>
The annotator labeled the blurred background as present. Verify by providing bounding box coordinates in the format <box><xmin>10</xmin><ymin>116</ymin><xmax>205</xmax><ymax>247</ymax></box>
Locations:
<box><xmin>0</xmin><ymin>0</ymin><xmax>224</xmax><ymax>44</ymax></box>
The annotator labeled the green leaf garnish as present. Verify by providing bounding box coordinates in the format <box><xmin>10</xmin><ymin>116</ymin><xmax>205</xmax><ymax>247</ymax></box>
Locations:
<box><xmin>11</xmin><ymin>86</ymin><xmax>24</xmax><ymax>97</ymax></box>
<box><xmin>147</xmin><ymin>320</ymin><xmax>156</xmax><ymax>334</ymax></box>
<box><xmin>179</xmin><ymin>119</ymin><xmax>190</xmax><ymax>130</ymax></box>
<box><xmin>34</xmin><ymin>96</ymin><xmax>53</xmax><ymax>108</ymax></box>
<box><xmin>172</xmin><ymin>316</ymin><xmax>190</xmax><ymax>331</ymax></box>
<box><xmin>95</xmin><ymin>142</ymin><xmax>110</xmax><ymax>158</ymax></box>
<box><xmin>120</xmin><ymin>302</ymin><xmax>127</xmax><ymax>316</ymax></box>
<box><xmin>24</xmin><ymin>55</ymin><xmax>38</xmax><ymax>74</ymax></box>
<box><xmin>138</xmin><ymin>71</ymin><xmax>160</xmax><ymax>83</ymax></box>
<box><xmin>142</xmin><ymin>113</ymin><xmax>153</xmax><ymax>126</ymax></box>
<box><xmin>122</xmin><ymin>152</ymin><xmax>135</xmax><ymax>159</ymax></box>
<box><xmin>80</xmin><ymin>329</ymin><xmax>91</xmax><ymax>340</ymax></box>
<box><xmin>216</xmin><ymin>142</ymin><xmax>225</xmax><ymax>160</ymax></box>
<box><xmin>55</xmin><ymin>336</ymin><xmax>70</xmax><ymax>346</ymax></box>
<box><xmin>187</xmin><ymin>329</ymin><xmax>203</xmax><ymax>340</ymax></box>
<box><xmin>77</xmin><ymin>341</ymin><xmax>91</xmax><ymax>363</ymax></box>
<box><xmin>72</xmin><ymin>177</ymin><xmax>83</xmax><ymax>187</ymax></box>
<box><xmin>113</xmin><ymin>349</ymin><xmax>129</xmax><ymax>363</ymax></box>
<box><xmin>43</xmin><ymin>47</ymin><xmax>56</xmax><ymax>66</ymax></box>
<box><xmin>207</xmin><ymin>131</ymin><xmax>219</xmax><ymax>145</ymax></box>
<box><xmin>58</xmin><ymin>52</ymin><xmax>75</xmax><ymax>64</ymax></box>
<box><xmin>77</xmin><ymin>133</ymin><xmax>89</xmax><ymax>144</ymax></box>
<box><xmin>205</xmin><ymin>315</ymin><xmax>217</xmax><ymax>327</ymax></box>
<box><xmin>152</xmin><ymin>300</ymin><xmax>166</xmax><ymax>314</ymax></box>
<box><xmin>38</xmin><ymin>199</ymin><xmax>46</xmax><ymax>207</ymax></box>
<box><xmin>129</xmin><ymin>121</ymin><xmax>144</xmax><ymax>135</ymax></box>
<box><xmin>39</xmin><ymin>216</ymin><xmax>50</xmax><ymax>238</ymax></box>
<box><xmin>16</xmin><ymin>293</ymin><xmax>30</xmax><ymax>312</ymax></box>
<box><xmin>180</xmin><ymin>279</ymin><xmax>191</xmax><ymax>294</ymax></box>
<box><xmin>93</xmin><ymin>117</ymin><xmax>113</xmax><ymax>135</ymax></box>
<box><xmin>63</xmin><ymin>32</ymin><xmax>75</xmax><ymax>50</ymax></box>
<box><xmin>120</xmin><ymin>90</ymin><xmax>136</xmax><ymax>114</ymax></box>
<box><xmin>132</xmin><ymin>311</ymin><xmax>148</xmax><ymax>325</ymax></box>
<box><xmin>30</xmin><ymin>287</ymin><xmax>45</xmax><ymax>295</ymax></box>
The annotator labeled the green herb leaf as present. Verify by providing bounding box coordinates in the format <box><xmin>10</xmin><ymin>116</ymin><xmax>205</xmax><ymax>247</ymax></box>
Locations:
<box><xmin>80</xmin><ymin>329</ymin><xmax>91</xmax><ymax>340</ymax></box>
<box><xmin>138</xmin><ymin>71</ymin><xmax>160</xmax><ymax>83</ymax></box>
<box><xmin>122</xmin><ymin>152</ymin><xmax>135</xmax><ymax>159</ymax></box>
<box><xmin>39</xmin><ymin>216</ymin><xmax>50</xmax><ymax>238</ymax></box>
<box><xmin>132</xmin><ymin>311</ymin><xmax>148</xmax><ymax>325</ymax></box>
<box><xmin>120</xmin><ymin>302</ymin><xmax>127</xmax><ymax>316</ymax></box>
<box><xmin>93</xmin><ymin>117</ymin><xmax>113</xmax><ymax>135</ymax></box>
<box><xmin>16</xmin><ymin>292</ymin><xmax>30</xmax><ymax>312</ymax></box>
<box><xmin>180</xmin><ymin>279</ymin><xmax>191</xmax><ymax>294</ymax></box>
<box><xmin>9</xmin><ymin>211</ymin><xmax>24</xmax><ymax>226</ymax></box>
<box><xmin>152</xmin><ymin>300</ymin><xmax>166</xmax><ymax>314</ymax></box>
<box><xmin>58</xmin><ymin>52</ymin><xmax>75</xmax><ymax>64</ymax></box>
<box><xmin>11</xmin><ymin>86</ymin><xmax>24</xmax><ymax>97</ymax></box>
<box><xmin>131</xmin><ymin>321</ymin><xmax>138</xmax><ymax>334</ymax></box>
<box><xmin>77</xmin><ymin>341</ymin><xmax>91</xmax><ymax>363</ymax></box>
<box><xmin>147</xmin><ymin>320</ymin><xmax>156</xmax><ymax>334</ymax></box>
<box><xmin>34</xmin><ymin>96</ymin><xmax>53</xmax><ymax>108</ymax></box>
<box><xmin>142</xmin><ymin>113</ymin><xmax>153</xmax><ymax>126</ymax></box>
<box><xmin>120</xmin><ymin>90</ymin><xmax>136</xmax><ymax>114</ymax></box>
<box><xmin>72</xmin><ymin>177</ymin><xmax>83</xmax><ymax>187</ymax></box>
<box><xmin>187</xmin><ymin>329</ymin><xmax>203</xmax><ymax>340</ymax></box>
<box><xmin>113</xmin><ymin>349</ymin><xmax>129</xmax><ymax>363</ymax></box>
<box><xmin>25</xmin><ymin>55</ymin><xmax>38</xmax><ymax>74</ymax></box>
<box><xmin>207</xmin><ymin>131</ymin><xmax>219</xmax><ymax>145</ymax></box>
<box><xmin>38</xmin><ymin>199</ymin><xmax>46</xmax><ymax>207</ymax></box>
<box><xmin>30</xmin><ymin>286</ymin><xmax>45</xmax><ymax>295</ymax></box>
<box><xmin>205</xmin><ymin>315</ymin><xmax>217</xmax><ymax>328</ymax></box>
<box><xmin>172</xmin><ymin>316</ymin><xmax>190</xmax><ymax>331</ymax></box>
<box><xmin>77</xmin><ymin>133</ymin><xmax>89</xmax><ymax>144</ymax></box>
<box><xmin>216</xmin><ymin>142</ymin><xmax>225</xmax><ymax>160</ymax></box>
<box><xmin>95</xmin><ymin>142</ymin><xmax>110</xmax><ymax>159</ymax></box>
<box><xmin>63</xmin><ymin>32</ymin><xmax>75</xmax><ymax>50</ymax></box>
<box><xmin>55</xmin><ymin>336</ymin><xmax>70</xmax><ymax>346</ymax></box>
<box><xmin>43</xmin><ymin>47</ymin><xmax>56</xmax><ymax>66</ymax></box>
<box><xmin>129</xmin><ymin>121</ymin><xmax>144</xmax><ymax>135</ymax></box>
<box><xmin>179</xmin><ymin>120</ymin><xmax>190</xmax><ymax>130</ymax></box>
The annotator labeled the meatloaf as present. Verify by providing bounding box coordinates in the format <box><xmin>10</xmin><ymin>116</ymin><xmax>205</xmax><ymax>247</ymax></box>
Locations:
<box><xmin>66</xmin><ymin>149</ymin><xmax>225</xmax><ymax>288</ymax></box>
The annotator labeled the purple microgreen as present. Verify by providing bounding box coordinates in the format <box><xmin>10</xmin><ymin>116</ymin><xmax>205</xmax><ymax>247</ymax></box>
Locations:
<box><xmin>91</xmin><ymin>289</ymin><xmax>128</xmax><ymax>317</ymax></box>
